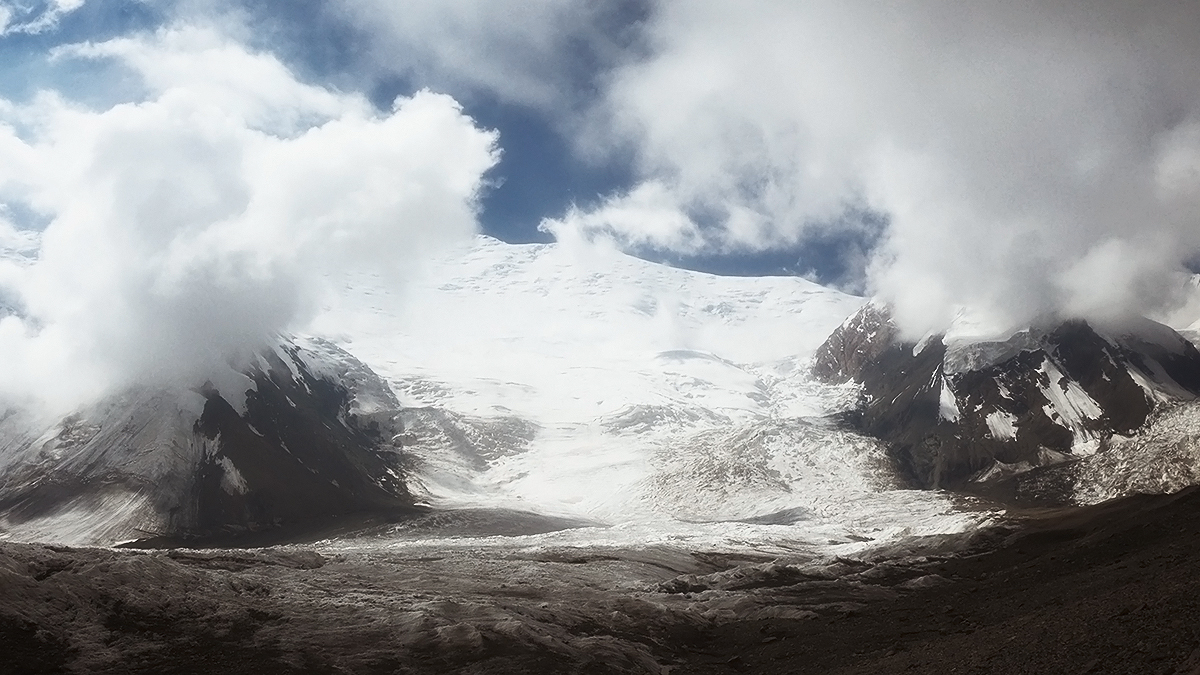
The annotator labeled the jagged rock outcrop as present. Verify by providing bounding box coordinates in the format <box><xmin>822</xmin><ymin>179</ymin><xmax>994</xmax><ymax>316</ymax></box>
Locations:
<box><xmin>0</xmin><ymin>337</ymin><xmax>413</xmax><ymax>545</ymax></box>
<box><xmin>814</xmin><ymin>304</ymin><xmax>1200</xmax><ymax>490</ymax></box>
<box><xmin>811</xmin><ymin>302</ymin><xmax>897</xmax><ymax>384</ymax></box>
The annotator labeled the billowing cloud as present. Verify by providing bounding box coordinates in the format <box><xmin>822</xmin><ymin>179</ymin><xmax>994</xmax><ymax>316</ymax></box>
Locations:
<box><xmin>0</xmin><ymin>26</ymin><xmax>498</xmax><ymax>412</ymax></box>
<box><xmin>561</xmin><ymin>1</ymin><xmax>1200</xmax><ymax>335</ymax></box>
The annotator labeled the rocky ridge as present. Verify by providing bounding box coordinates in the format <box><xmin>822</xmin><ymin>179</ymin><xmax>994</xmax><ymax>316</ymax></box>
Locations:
<box><xmin>813</xmin><ymin>303</ymin><xmax>1200</xmax><ymax>496</ymax></box>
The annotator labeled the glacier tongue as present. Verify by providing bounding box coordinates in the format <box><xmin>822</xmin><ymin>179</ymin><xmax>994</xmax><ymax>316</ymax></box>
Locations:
<box><xmin>309</xmin><ymin>236</ymin><xmax>983</xmax><ymax>549</ymax></box>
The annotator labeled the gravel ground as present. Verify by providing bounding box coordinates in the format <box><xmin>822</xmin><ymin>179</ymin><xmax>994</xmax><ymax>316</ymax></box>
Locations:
<box><xmin>5</xmin><ymin>487</ymin><xmax>1200</xmax><ymax>674</ymax></box>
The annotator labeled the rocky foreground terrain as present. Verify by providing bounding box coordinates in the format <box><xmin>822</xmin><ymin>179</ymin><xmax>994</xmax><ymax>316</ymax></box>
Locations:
<box><xmin>6</xmin><ymin>487</ymin><xmax>1200</xmax><ymax>674</ymax></box>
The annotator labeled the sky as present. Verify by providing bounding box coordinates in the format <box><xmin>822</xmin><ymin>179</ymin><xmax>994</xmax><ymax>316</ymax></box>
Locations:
<box><xmin>1</xmin><ymin>0</ymin><xmax>1200</xmax><ymax>410</ymax></box>
<box><xmin>0</xmin><ymin>0</ymin><xmax>880</xmax><ymax>280</ymax></box>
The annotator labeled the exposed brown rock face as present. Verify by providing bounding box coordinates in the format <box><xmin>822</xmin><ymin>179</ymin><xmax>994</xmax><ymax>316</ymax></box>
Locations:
<box><xmin>813</xmin><ymin>306</ymin><xmax>1200</xmax><ymax>491</ymax></box>
<box><xmin>811</xmin><ymin>302</ymin><xmax>897</xmax><ymax>383</ymax></box>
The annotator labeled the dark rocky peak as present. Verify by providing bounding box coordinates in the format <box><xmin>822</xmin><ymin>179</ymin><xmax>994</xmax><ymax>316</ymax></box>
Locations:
<box><xmin>814</xmin><ymin>304</ymin><xmax>1200</xmax><ymax>491</ymax></box>
<box><xmin>0</xmin><ymin>337</ymin><xmax>413</xmax><ymax>545</ymax></box>
<box><xmin>188</xmin><ymin>339</ymin><xmax>412</xmax><ymax>538</ymax></box>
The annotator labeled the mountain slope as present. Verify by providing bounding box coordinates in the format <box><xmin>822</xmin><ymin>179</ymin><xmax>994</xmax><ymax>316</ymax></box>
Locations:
<box><xmin>0</xmin><ymin>337</ymin><xmax>412</xmax><ymax>545</ymax></box>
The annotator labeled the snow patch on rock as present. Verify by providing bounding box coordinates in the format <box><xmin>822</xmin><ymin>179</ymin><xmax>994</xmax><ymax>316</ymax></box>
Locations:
<box><xmin>1038</xmin><ymin>358</ymin><xmax>1103</xmax><ymax>433</ymax></box>
<box><xmin>218</xmin><ymin>456</ymin><xmax>248</xmax><ymax>495</ymax></box>
<box><xmin>938</xmin><ymin>378</ymin><xmax>960</xmax><ymax>422</ymax></box>
<box><xmin>985</xmin><ymin>410</ymin><xmax>1017</xmax><ymax>440</ymax></box>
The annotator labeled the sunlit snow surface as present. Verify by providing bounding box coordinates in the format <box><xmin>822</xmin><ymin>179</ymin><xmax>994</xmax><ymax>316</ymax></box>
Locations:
<box><xmin>308</xmin><ymin>236</ymin><xmax>984</xmax><ymax>555</ymax></box>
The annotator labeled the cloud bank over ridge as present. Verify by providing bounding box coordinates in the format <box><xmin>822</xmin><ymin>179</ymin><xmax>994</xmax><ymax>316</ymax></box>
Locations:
<box><xmin>0</xmin><ymin>26</ymin><xmax>497</xmax><ymax>411</ymax></box>
<box><xmin>546</xmin><ymin>1</ymin><xmax>1200</xmax><ymax>335</ymax></box>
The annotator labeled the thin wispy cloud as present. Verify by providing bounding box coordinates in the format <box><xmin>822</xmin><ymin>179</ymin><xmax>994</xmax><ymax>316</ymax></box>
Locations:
<box><xmin>0</xmin><ymin>0</ymin><xmax>84</xmax><ymax>36</ymax></box>
<box><xmin>329</xmin><ymin>0</ymin><xmax>646</xmax><ymax>112</ymax></box>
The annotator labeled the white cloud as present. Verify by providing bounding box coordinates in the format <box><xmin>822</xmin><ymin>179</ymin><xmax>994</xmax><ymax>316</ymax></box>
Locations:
<box><xmin>576</xmin><ymin>1</ymin><xmax>1200</xmax><ymax>334</ymax></box>
<box><xmin>0</xmin><ymin>26</ymin><xmax>498</xmax><ymax>412</ymax></box>
<box><xmin>540</xmin><ymin>181</ymin><xmax>702</xmax><ymax>253</ymax></box>
<box><xmin>54</xmin><ymin>28</ymin><xmax>354</xmax><ymax>135</ymax></box>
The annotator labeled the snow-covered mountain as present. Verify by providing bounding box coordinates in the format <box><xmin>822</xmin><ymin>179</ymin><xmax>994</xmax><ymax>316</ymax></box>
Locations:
<box><xmin>306</xmin><ymin>236</ymin><xmax>873</xmax><ymax>521</ymax></box>
<box><xmin>267</xmin><ymin>237</ymin><xmax>981</xmax><ymax>548</ymax></box>
<box><xmin>814</xmin><ymin>303</ymin><xmax>1200</xmax><ymax>501</ymax></box>
<box><xmin>0</xmin><ymin>236</ymin><xmax>985</xmax><ymax>547</ymax></box>
<box><xmin>6</xmin><ymin>235</ymin><xmax>1200</xmax><ymax>547</ymax></box>
<box><xmin>300</xmin><ymin>237</ymin><xmax>988</xmax><ymax>544</ymax></box>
